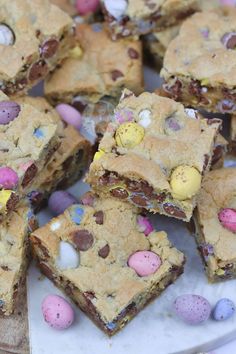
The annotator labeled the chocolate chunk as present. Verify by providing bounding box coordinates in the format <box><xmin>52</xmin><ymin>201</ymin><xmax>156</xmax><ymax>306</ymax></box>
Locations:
<box><xmin>28</xmin><ymin>60</ymin><xmax>48</xmax><ymax>81</ymax></box>
<box><xmin>152</xmin><ymin>192</ymin><xmax>166</xmax><ymax>202</ymax></box>
<box><xmin>111</xmin><ymin>70</ymin><xmax>124</xmax><ymax>81</ymax></box>
<box><xmin>93</xmin><ymin>210</ymin><xmax>104</xmax><ymax>225</ymax></box>
<box><xmin>72</xmin><ymin>100</ymin><xmax>88</xmax><ymax>113</ymax></box>
<box><xmin>1</xmin><ymin>266</ymin><xmax>10</xmax><ymax>271</ymax></box>
<box><xmin>32</xmin><ymin>236</ymin><xmax>50</xmax><ymax>259</ymax></box>
<box><xmin>110</xmin><ymin>187</ymin><xmax>129</xmax><ymax>199</ymax></box>
<box><xmin>126</xmin><ymin>180</ymin><xmax>153</xmax><ymax>196</ymax></box>
<box><xmin>22</xmin><ymin>163</ymin><xmax>38</xmax><ymax>188</ymax></box>
<box><xmin>163</xmin><ymin>203</ymin><xmax>186</xmax><ymax>219</ymax></box>
<box><xmin>221</xmin><ymin>32</ymin><xmax>236</xmax><ymax>50</ymax></box>
<box><xmin>39</xmin><ymin>262</ymin><xmax>54</xmax><ymax>281</ymax></box>
<box><xmin>130</xmin><ymin>194</ymin><xmax>149</xmax><ymax>207</ymax></box>
<box><xmin>164</xmin><ymin>116</ymin><xmax>182</xmax><ymax>132</ymax></box>
<box><xmin>76</xmin><ymin>149</ymin><xmax>84</xmax><ymax>163</ymax></box>
<box><xmin>99</xmin><ymin>172</ymin><xmax>119</xmax><ymax>186</ymax></box>
<box><xmin>98</xmin><ymin>244</ymin><xmax>110</xmax><ymax>258</ymax></box>
<box><xmin>128</xmin><ymin>48</ymin><xmax>139</xmax><ymax>59</ymax></box>
<box><xmin>212</xmin><ymin>145</ymin><xmax>224</xmax><ymax>165</ymax></box>
<box><xmin>62</xmin><ymin>156</ymin><xmax>73</xmax><ymax>170</ymax></box>
<box><xmin>73</xmin><ymin>230</ymin><xmax>94</xmax><ymax>251</ymax></box>
<box><xmin>203</xmin><ymin>154</ymin><xmax>210</xmax><ymax>171</ymax></box>
<box><xmin>6</xmin><ymin>193</ymin><xmax>19</xmax><ymax>213</ymax></box>
<box><xmin>84</xmin><ymin>291</ymin><xmax>96</xmax><ymax>300</ymax></box>
<box><xmin>188</xmin><ymin>80</ymin><xmax>202</xmax><ymax>97</ymax></box>
<box><xmin>40</xmin><ymin>39</ymin><xmax>59</xmax><ymax>59</ymax></box>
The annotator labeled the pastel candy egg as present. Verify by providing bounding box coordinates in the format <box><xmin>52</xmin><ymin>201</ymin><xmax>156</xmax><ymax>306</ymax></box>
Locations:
<box><xmin>93</xmin><ymin>149</ymin><xmax>105</xmax><ymax>161</ymax></box>
<box><xmin>0</xmin><ymin>24</ymin><xmax>15</xmax><ymax>46</ymax></box>
<box><xmin>173</xmin><ymin>294</ymin><xmax>211</xmax><ymax>325</ymax></box>
<box><xmin>128</xmin><ymin>251</ymin><xmax>161</xmax><ymax>277</ymax></box>
<box><xmin>218</xmin><ymin>208</ymin><xmax>236</xmax><ymax>233</ymax></box>
<box><xmin>56</xmin><ymin>104</ymin><xmax>82</xmax><ymax>130</ymax></box>
<box><xmin>76</xmin><ymin>0</ymin><xmax>100</xmax><ymax>14</ymax></box>
<box><xmin>48</xmin><ymin>191</ymin><xmax>78</xmax><ymax>216</ymax></box>
<box><xmin>103</xmin><ymin>0</ymin><xmax>127</xmax><ymax>19</ymax></box>
<box><xmin>0</xmin><ymin>190</ymin><xmax>13</xmax><ymax>211</ymax></box>
<box><xmin>138</xmin><ymin>109</ymin><xmax>152</xmax><ymax>128</ymax></box>
<box><xmin>69</xmin><ymin>204</ymin><xmax>84</xmax><ymax>224</ymax></box>
<box><xmin>212</xmin><ymin>298</ymin><xmax>235</xmax><ymax>321</ymax></box>
<box><xmin>137</xmin><ymin>215</ymin><xmax>154</xmax><ymax>236</ymax></box>
<box><xmin>42</xmin><ymin>295</ymin><xmax>74</xmax><ymax>330</ymax></box>
<box><xmin>56</xmin><ymin>241</ymin><xmax>80</xmax><ymax>270</ymax></box>
<box><xmin>170</xmin><ymin>166</ymin><xmax>201</xmax><ymax>201</ymax></box>
<box><xmin>0</xmin><ymin>101</ymin><xmax>21</xmax><ymax>124</ymax></box>
<box><xmin>115</xmin><ymin>122</ymin><xmax>145</xmax><ymax>149</ymax></box>
<box><xmin>0</xmin><ymin>167</ymin><xmax>18</xmax><ymax>189</ymax></box>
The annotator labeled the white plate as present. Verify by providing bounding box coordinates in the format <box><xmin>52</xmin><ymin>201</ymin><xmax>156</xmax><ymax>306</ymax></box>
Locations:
<box><xmin>27</xmin><ymin>68</ymin><xmax>236</xmax><ymax>354</ymax></box>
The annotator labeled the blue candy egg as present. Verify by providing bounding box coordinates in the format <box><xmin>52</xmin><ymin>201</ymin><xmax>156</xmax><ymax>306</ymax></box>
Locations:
<box><xmin>212</xmin><ymin>298</ymin><xmax>235</xmax><ymax>321</ymax></box>
<box><xmin>34</xmin><ymin>127</ymin><xmax>44</xmax><ymax>138</ymax></box>
<box><xmin>69</xmin><ymin>204</ymin><xmax>85</xmax><ymax>224</ymax></box>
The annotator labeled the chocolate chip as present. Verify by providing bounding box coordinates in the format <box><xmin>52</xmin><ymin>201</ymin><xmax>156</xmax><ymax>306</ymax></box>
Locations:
<box><xmin>126</xmin><ymin>180</ymin><xmax>153</xmax><ymax>196</ymax></box>
<box><xmin>6</xmin><ymin>193</ymin><xmax>19</xmax><ymax>213</ymax></box>
<box><xmin>164</xmin><ymin>116</ymin><xmax>182</xmax><ymax>132</ymax></box>
<box><xmin>188</xmin><ymin>80</ymin><xmax>202</xmax><ymax>97</ymax></box>
<box><xmin>39</xmin><ymin>262</ymin><xmax>54</xmax><ymax>281</ymax></box>
<box><xmin>128</xmin><ymin>48</ymin><xmax>139</xmax><ymax>59</ymax></box>
<box><xmin>40</xmin><ymin>39</ymin><xmax>59</xmax><ymax>59</ymax></box>
<box><xmin>94</xmin><ymin>210</ymin><xmax>104</xmax><ymax>225</ymax></box>
<box><xmin>152</xmin><ymin>192</ymin><xmax>166</xmax><ymax>202</ymax></box>
<box><xmin>212</xmin><ymin>145</ymin><xmax>224</xmax><ymax>165</ymax></box>
<box><xmin>98</xmin><ymin>244</ymin><xmax>110</xmax><ymax>258</ymax></box>
<box><xmin>22</xmin><ymin>163</ymin><xmax>38</xmax><ymax>188</ymax></box>
<box><xmin>84</xmin><ymin>291</ymin><xmax>96</xmax><ymax>300</ymax></box>
<box><xmin>99</xmin><ymin>172</ymin><xmax>119</xmax><ymax>186</ymax></box>
<box><xmin>28</xmin><ymin>60</ymin><xmax>48</xmax><ymax>81</ymax></box>
<box><xmin>73</xmin><ymin>230</ymin><xmax>94</xmax><ymax>251</ymax></box>
<box><xmin>221</xmin><ymin>32</ymin><xmax>236</xmax><ymax>50</ymax></box>
<box><xmin>130</xmin><ymin>194</ymin><xmax>149</xmax><ymax>207</ymax></box>
<box><xmin>32</xmin><ymin>236</ymin><xmax>49</xmax><ymax>259</ymax></box>
<box><xmin>163</xmin><ymin>79</ymin><xmax>182</xmax><ymax>99</ymax></box>
<box><xmin>203</xmin><ymin>154</ymin><xmax>210</xmax><ymax>171</ymax></box>
<box><xmin>163</xmin><ymin>203</ymin><xmax>186</xmax><ymax>219</ymax></box>
<box><xmin>1</xmin><ymin>266</ymin><xmax>10</xmax><ymax>271</ymax></box>
<box><xmin>110</xmin><ymin>187</ymin><xmax>129</xmax><ymax>199</ymax></box>
<box><xmin>72</xmin><ymin>100</ymin><xmax>88</xmax><ymax>113</ymax></box>
<box><xmin>111</xmin><ymin>70</ymin><xmax>124</xmax><ymax>81</ymax></box>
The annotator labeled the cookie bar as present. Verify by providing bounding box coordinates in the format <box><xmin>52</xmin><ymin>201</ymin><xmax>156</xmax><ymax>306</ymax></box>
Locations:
<box><xmin>86</xmin><ymin>90</ymin><xmax>222</xmax><ymax>222</ymax></box>
<box><xmin>101</xmin><ymin>0</ymin><xmax>198</xmax><ymax>40</ymax></box>
<box><xmin>194</xmin><ymin>168</ymin><xmax>236</xmax><ymax>282</ymax></box>
<box><xmin>50</xmin><ymin>0</ymin><xmax>78</xmax><ymax>16</ymax></box>
<box><xmin>31</xmin><ymin>193</ymin><xmax>185</xmax><ymax>335</ymax></box>
<box><xmin>161</xmin><ymin>8</ymin><xmax>236</xmax><ymax>114</ymax></box>
<box><xmin>28</xmin><ymin>125</ymin><xmax>91</xmax><ymax>212</ymax></box>
<box><xmin>0</xmin><ymin>92</ymin><xmax>61</xmax><ymax>221</ymax></box>
<box><xmin>0</xmin><ymin>0</ymin><xmax>74</xmax><ymax>96</ymax></box>
<box><xmin>230</xmin><ymin>114</ymin><xmax>236</xmax><ymax>155</ymax></box>
<box><xmin>0</xmin><ymin>206</ymin><xmax>37</xmax><ymax>315</ymax></box>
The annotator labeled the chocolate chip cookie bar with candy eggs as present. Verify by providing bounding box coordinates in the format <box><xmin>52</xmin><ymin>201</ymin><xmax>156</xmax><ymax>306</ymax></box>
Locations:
<box><xmin>144</xmin><ymin>0</ymin><xmax>228</xmax><ymax>70</ymax></box>
<box><xmin>16</xmin><ymin>96</ymin><xmax>91</xmax><ymax>212</ymax></box>
<box><xmin>0</xmin><ymin>206</ymin><xmax>37</xmax><ymax>315</ymax></box>
<box><xmin>86</xmin><ymin>90</ymin><xmax>222</xmax><ymax>222</ymax></box>
<box><xmin>0</xmin><ymin>92</ymin><xmax>62</xmax><ymax>222</ymax></box>
<box><xmin>230</xmin><ymin>114</ymin><xmax>236</xmax><ymax>155</ymax></box>
<box><xmin>0</xmin><ymin>0</ymin><xmax>74</xmax><ymax>96</ymax></box>
<box><xmin>194</xmin><ymin>168</ymin><xmax>236</xmax><ymax>282</ymax></box>
<box><xmin>30</xmin><ymin>192</ymin><xmax>185</xmax><ymax>335</ymax></box>
<box><xmin>101</xmin><ymin>0</ymin><xmax>199</xmax><ymax>40</ymax></box>
<box><xmin>161</xmin><ymin>8</ymin><xmax>236</xmax><ymax>114</ymax></box>
<box><xmin>45</xmin><ymin>22</ymin><xmax>143</xmax><ymax>144</ymax></box>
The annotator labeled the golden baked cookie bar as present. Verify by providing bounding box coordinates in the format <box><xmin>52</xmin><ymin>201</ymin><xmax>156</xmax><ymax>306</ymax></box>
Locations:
<box><xmin>101</xmin><ymin>0</ymin><xmax>198</xmax><ymax>39</ymax></box>
<box><xmin>50</xmin><ymin>0</ymin><xmax>77</xmax><ymax>16</ymax></box>
<box><xmin>86</xmin><ymin>90</ymin><xmax>222</xmax><ymax>221</ymax></box>
<box><xmin>161</xmin><ymin>8</ymin><xmax>236</xmax><ymax>114</ymax></box>
<box><xmin>0</xmin><ymin>92</ymin><xmax>61</xmax><ymax>222</ymax></box>
<box><xmin>0</xmin><ymin>0</ymin><xmax>74</xmax><ymax>96</ymax></box>
<box><xmin>0</xmin><ymin>206</ymin><xmax>37</xmax><ymax>315</ymax></box>
<box><xmin>230</xmin><ymin>114</ymin><xmax>236</xmax><ymax>155</ymax></box>
<box><xmin>194</xmin><ymin>168</ymin><xmax>236</xmax><ymax>282</ymax></box>
<box><xmin>31</xmin><ymin>192</ymin><xmax>185</xmax><ymax>335</ymax></box>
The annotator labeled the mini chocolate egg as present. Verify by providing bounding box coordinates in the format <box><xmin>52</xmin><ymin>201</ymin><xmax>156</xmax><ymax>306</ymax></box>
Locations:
<box><xmin>56</xmin><ymin>241</ymin><xmax>80</xmax><ymax>270</ymax></box>
<box><xmin>69</xmin><ymin>204</ymin><xmax>84</xmax><ymax>224</ymax></box>
<box><xmin>212</xmin><ymin>298</ymin><xmax>235</xmax><ymax>321</ymax></box>
<box><xmin>128</xmin><ymin>250</ymin><xmax>162</xmax><ymax>277</ymax></box>
<box><xmin>0</xmin><ymin>167</ymin><xmax>18</xmax><ymax>189</ymax></box>
<box><xmin>137</xmin><ymin>215</ymin><xmax>154</xmax><ymax>236</ymax></box>
<box><xmin>103</xmin><ymin>0</ymin><xmax>127</xmax><ymax>19</ymax></box>
<box><xmin>218</xmin><ymin>208</ymin><xmax>236</xmax><ymax>233</ymax></box>
<box><xmin>170</xmin><ymin>166</ymin><xmax>201</xmax><ymax>201</ymax></box>
<box><xmin>42</xmin><ymin>294</ymin><xmax>74</xmax><ymax>330</ymax></box>
<box><xmin>173</xmin><ymin>294</ymin><xmax>211</xmax><ymax>325</ymax></box>
<box><xmin>76</xmin><ymin>0</ymin><xmax>100</xmax><ymax>15</ymax></box>
<box><xmin>0</xmin><ymin>101</ymin><xmax>20</xmax><ymax>124</ymax></box>
<box><xmin>93</xmin><ymin>149</ymin><xmax>105</xmax><ymax>161</ymax></box>
<box><xmin>0</xmin><ymin>190</ymin><xmax>13</xmax><ymax>210</ymax></box>
<box><xmin>56</xmin><ymin>103</ymin><xmax>82</xmax><ymax>130</ymax></box>
<box><xmin>115</xmin><ymin>122</ymin><xmax>145</xmax><ymax>149</ymax></box>
<box><xmin>48</xmin><ymin>191</ymin><xmax>78</xmax><ymax>216</ymax></box>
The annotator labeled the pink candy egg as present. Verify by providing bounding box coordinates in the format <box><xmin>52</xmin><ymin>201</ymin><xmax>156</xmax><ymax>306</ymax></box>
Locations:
<box><xmin>75</xmin><ymin>0</ymin><xmax>100</xmax><ymax>15</ymax></box>
<box><xmin>42</xmin><ymin>294</ymin><xmax>74</xmax><ymax>330</ymax></box>
<box><xmin>218</xmin><ymin>208</ymin><xmax>236</xmax><ymax>233</ymax></box>
<box><xmin>56</xmin><ymin>104</ymin><xmax>82</xmax><ymax>130</ymax></box>
<box><xmin>0</xmin><ymin>167</ymin><xmax>18</xmax><ymax>189</ymax></box>
<box><xmin>174</xmin><ymin>294</ymin><xmax>211</xmax><ymax>325</ymax></box>
<box><xmin>220</xmin><ymin>0</ymin><xmax>236</xmax><ymax>6</ymax></box>
<box><xmin>137</xmin><ymin>215</ymin><xmax>154</xmax><ymax>236</ymax></box>
<box><xmin>128</xmin><ymin>251</ymin><xmax>162</xmax><ymax>277</ymax></box>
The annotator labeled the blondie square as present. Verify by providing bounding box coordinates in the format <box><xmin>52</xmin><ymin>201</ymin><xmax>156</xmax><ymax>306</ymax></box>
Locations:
<box><xmin>0</xmin><ymin>0</ymin><xmax>74</xmax><ymax>95</ymax></box>
<box><xmin>86</xmin><ymin>90</ymin><xmax>222</xmax><ymax>221</ymax></box>
<box><xmin>194</xmin><ymin>168</ymin><xmax>236</xmax><ymax>282</ymax></box>
<box><xmin>31</xmin><ymin>192</ymin><xmax>185</xmax><ymax>335</ymax></box>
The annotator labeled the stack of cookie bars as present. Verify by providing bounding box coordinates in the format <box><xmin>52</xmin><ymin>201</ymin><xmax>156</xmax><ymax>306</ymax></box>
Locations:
<box><xmin>1</xmin><ymin>0</ymin><xmax>236</xmax><ymax>338</ymax></box>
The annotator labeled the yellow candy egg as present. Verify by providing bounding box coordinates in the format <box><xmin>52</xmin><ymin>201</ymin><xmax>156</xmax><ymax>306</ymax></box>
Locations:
<box><xmin>93</xmin><ymin>150</ymin><xmax>105</xmax><ymax>161</ymax></box>
<box><xmin>115</xmin><ymin>122</ymin><xmax>145</xmax><ymax>149</ymax></box>
<box><xmin>69</xmin><ymin>45</ymin><xmax>83</xmax><ymax>59</ymax></box>
<box><xmin>0</xmin><ymin>190</ymin><xmax>13</xmax><ymax>211</ymax></box>
<box><xmin>170</xmin><ymin>166</ymin><xmax>201</xmax><ymax>201</ymax></box>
